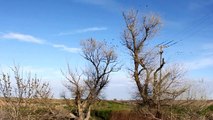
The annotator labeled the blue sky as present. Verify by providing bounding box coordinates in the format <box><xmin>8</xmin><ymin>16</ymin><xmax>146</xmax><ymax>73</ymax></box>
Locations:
<box><xmin>0</xmin><ymin>0</ymin><xmax>213</xmax><ymax>99</ymax></box>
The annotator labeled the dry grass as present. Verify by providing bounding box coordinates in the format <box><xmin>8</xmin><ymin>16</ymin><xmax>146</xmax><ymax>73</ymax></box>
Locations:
<box><xmin>0</xmin><ymin>98</ymin><xmax>212</xmax><ymax>120</ymax></box>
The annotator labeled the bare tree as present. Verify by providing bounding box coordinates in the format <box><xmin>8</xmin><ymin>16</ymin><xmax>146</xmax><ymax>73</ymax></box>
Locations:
<box><xmin>122</xmin><ymin>9</ymin><xmax>161</xmax><ymax>105</ymax></box>
<box><xmin>62</xmin><ymin>39</ymin><xmax>119</xmax><ymax>120</ymax></box>
<box><xmin>0</xmin><ymin>65</ymin><xmax>52</xmax><ymax>120</ymax></box>
<box><xmin>122</xmin><ymin>10</ymin><xmax>187</xmax><ymax>119</ymax></box>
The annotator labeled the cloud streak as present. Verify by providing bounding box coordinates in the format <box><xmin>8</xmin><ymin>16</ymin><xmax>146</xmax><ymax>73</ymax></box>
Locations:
<box><xmin>202</xmin><ymin>43</ymin><xmax>213</xmax><ymax>50</ymax></box>
<box><xmin>1</xmin><ymin>32</ymin><xmax>44</xmax><ymax>44</ymax></box>
<box><xmin>0</xmin><ymin>32</ymin><xmax>80</xmax><ymax>53</ymax></box>
<box><xmin>184</xmin><ymin>57</ymin><xmax>213</xmax><ymax>70</ymax></box>
<box><xmin>58</xmin><ymin>27</ymin><xmax>107</xmax><ymax>36</ymax></box>
<box><xmin>52</xmin><ymin>44</ymin><xmax>81</xmax><ymax>53</ymax></box>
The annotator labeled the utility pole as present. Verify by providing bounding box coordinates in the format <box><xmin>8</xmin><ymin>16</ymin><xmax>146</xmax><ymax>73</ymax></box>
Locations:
<box><xmin>157</xmin><ymin>40</ymin><xmax>177</xmax><ymax>83</ymax></box>
<box><xmin>159</xmin><ymin>45</ymin><xmax>164</xmax><ymax>87</ymax></box>
<box><xmin>156</xmin><ymin>45</ymin><xmax>166</xmax><ymax>119</ymax></box>
<box><xmin>155</xmin><ymin>40</ymin><xmax>177</xmax><ymax>119</ymax></box>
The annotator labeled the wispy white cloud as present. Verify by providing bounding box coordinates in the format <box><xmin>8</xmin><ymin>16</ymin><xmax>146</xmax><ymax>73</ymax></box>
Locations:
<box><xmin>58</xmin><ymin>27</ymin><xmax>107</xmax><ymax>36</ymax></box>
<box><xmin>52</xmin><ymin>44</ymin><xmax>80</xmax><ymax>53</ymax></box>
<box><xmin>1</xmin><ymin>32</ymin><xmax>45</xmax><ymax>44</ymax></box>
<box><xmin>184</xmin><ymin>57</ymin><xmax>213</xmax><ymax>70</ymax></box>
<box><xmin>202</xmin><ymin>43</ymin><xmax>213</xmax><ymax>50</ymax></box>
<box><xmin>106</xmin><ymin>71</ymin><xmax>133</xmax><ymax>100</ymax></box>
<box><xmin>197</xmin><ymin>42</ymin><xmax>213</xmax><ymax>56</ymax></box>
<box><xmin>0</xmin><ymin>65</ymin><xmax>62</xmax><ymax>80</ymax></box>
<box><xmin>0</xmin><ymin>32</ymin><xmax>80</xmax><ymax>53</ymax></box>
<box><xmin>181</xmin><ymin>42</ymin><xmax>213</xmax><ymax>71</ymax></box>
<box><xmin>21</xmin><ymin>66</ymin><xmax>62</xmax><ymax>79</ymax></box>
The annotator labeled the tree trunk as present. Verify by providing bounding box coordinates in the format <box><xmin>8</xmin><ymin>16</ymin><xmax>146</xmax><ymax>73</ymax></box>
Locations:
<box><xmin>85</xmin><ymin>106</ymin><xmax>91</xmax><ymax>120</ymax></box>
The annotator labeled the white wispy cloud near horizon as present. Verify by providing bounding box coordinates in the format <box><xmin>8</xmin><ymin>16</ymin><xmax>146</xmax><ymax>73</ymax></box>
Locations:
<box><xmin>0</xmin><ymin>64</ymin><xmax>64</xmax><ymax>98</ymax></box>
<box><xmin>1</xmin><ymin>32</ymin><xmax>45</xmax><ymax>44</ymax></box>
<box><xmin>202</xmin><ymin>42</ymin><xmax>213</xmax><ymax>50</ymax></box>
<box><xmin>183</xmin><ymin>56</ymin><xmax>213</xmax><ymax>71</ymax></box>
<box><xmin>201</xmin><ymin>42</ymin><xmax>213</xmax><ymax>56</ymax></box>
<box><xmin>52</xmin><ymin>44</ymin><xmax>81</xmax><ymax>53</ymax></box>
<box><xmin>0</xmin><ymin>32</ymin><xmax>80</xmax><ymax>53</ymax></box>
<box><xmin>180</xmin><ymin>42</ymin><xmax>213</xmax><ymax>71</ymax></box>
<box><xmin>58</xmin><ymin>27</ymin><xmax>107</xmax><ymax>36</ymax></box>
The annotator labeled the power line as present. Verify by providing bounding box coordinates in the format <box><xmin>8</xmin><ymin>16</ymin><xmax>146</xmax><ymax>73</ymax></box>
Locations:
<box><xmin>161</xmin><ymin>12</ymin><xmax>213</xmax><ymax>57</ymax></box>
<box><xmin>172</xmin><ymin>12</ymin><xmax>212</xmax><ymax>42</ymax></box>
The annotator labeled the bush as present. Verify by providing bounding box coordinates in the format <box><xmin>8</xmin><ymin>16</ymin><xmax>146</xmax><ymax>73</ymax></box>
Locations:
<box><xmin>91</xmin><ymin>110</ymin><xmax>112</xmax><ymax>120</ymax></box>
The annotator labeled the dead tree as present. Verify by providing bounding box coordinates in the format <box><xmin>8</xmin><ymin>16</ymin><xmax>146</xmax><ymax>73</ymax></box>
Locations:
<box><xmin>63</xmin><ymin>39</ymin><xmax>119</xmax><ymax>120</ymax></box>
<box><xmin>122</xmin><ymin>10</ymin><xmax>187</xmax><ymax>119</ymax></box>
<box><xmin>122</xmin><ymin>10</ymin><xmax>161</xmax><ymax>105</ymax></box>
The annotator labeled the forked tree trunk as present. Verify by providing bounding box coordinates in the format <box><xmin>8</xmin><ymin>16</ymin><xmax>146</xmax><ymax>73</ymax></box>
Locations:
<box><xmin>78</xmin><ymin>110</ymin><xmax>84</xmax><ymax>120</ymax></box>
<box><xmin>84</xmin><ymin>106</ymin><xmax>91</xmax><ymax>120</ymax></box>
<box><xmin>76</xmin><ymin>103</ymin><xmax>91</xmax><ymax>120</ymax></box>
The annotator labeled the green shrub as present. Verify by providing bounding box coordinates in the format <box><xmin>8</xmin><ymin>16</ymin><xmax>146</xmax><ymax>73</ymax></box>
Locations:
<box><xmin>91</xmin><ymin>110</ymin><xmax>112</xmax><ymax>120</ymax></box>
<box><xmin>207</xmin><ymin>105</ymin><xmax>213</xmax><ymax>111</ymax></box>
<box><xmin>197</xmin><ymin>104</ymin><xmax>213</xmax><ymax>116</ymax></box>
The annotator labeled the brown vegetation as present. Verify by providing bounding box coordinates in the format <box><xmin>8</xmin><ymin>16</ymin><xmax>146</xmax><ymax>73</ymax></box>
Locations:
<box><xmin>62</xmin><ymin>39</ymin><xmax>120</xmax><ymax>120</ymax></box>
<box><xmin>122</xmin><ymin>10</ymin><xmax>188</xmax><ymax>119</ymax></box>
<box><xmin>0</xmin><ymin>65</ymin><xmax>54</xmax><ymax>120</ymax></box>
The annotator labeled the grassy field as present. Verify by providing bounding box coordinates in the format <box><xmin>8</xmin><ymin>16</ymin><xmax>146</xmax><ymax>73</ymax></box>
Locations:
<box><xmin>0</xmin><ymin>98</ymin><xmax>213</xmax><ymax>120</ymax></box>
<box><xmin>91</xmin><ymin>100</ymin><xmax>132</xmax><ymax>120</ymax></box>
